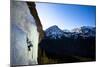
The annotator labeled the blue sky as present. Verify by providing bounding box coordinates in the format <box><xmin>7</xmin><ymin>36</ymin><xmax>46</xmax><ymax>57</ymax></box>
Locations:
<box><xmin>36</xmin><ymin>3</ymin><xmax>96</xmax><ymax>30</ymax></box>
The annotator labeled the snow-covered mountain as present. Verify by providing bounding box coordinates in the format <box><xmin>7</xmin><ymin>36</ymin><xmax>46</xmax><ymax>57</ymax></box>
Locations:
<box><xmin>71</xmin><ymin>26</ymin><xmax>96</xmax><ymax>37</ymax></box>
<box><xmin>45</xmin><ymin>25</ymin><xmax>96</xmax><ymax>39</ymax></box>
<box><xmin>72</xmin><ymin>26</ymin><xmax>95</xmax><ymax>33</ymax></box>
<box><xmin>45</xmin><ymin>25</ymin><xmax>64</xmax><ymax>39</ymax></box>
<box><xmin>63</xmin><ymin>29</ymin><xmax>70</xmax><ymax>33</ymax></box>
<box><xmin>71</xmin><ymin>28</ymin><xmax>82</xmax><ymax>33</ymax></box>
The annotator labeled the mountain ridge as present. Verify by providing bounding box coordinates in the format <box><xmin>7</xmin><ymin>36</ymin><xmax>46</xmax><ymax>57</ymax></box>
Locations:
<box><xmin>45</xmin><ymin>25</ymin><xmax>96</xmax><ymax>39</ymax></box>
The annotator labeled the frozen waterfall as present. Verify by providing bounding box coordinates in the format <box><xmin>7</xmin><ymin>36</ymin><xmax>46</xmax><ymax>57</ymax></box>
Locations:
<box><xmin>11</xmin><ymin>1</ymin><xmax>39</xmax><ymax>65</ymax></box>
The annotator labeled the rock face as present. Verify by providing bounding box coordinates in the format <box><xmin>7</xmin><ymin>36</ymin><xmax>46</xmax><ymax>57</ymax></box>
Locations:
<box><xmin>11</xmin><ymin>1</ymin><xmax>44</xmax><ymax>65</ymax></box>
<box><xmin>26</xmin><ymin>2</ymin><xmax>44</xmax><ymax>65</ymax></box>
<box><xmin>27</xmin><ymin>2</ymin><xmax>44</xmax><ymax>42</ymax></box>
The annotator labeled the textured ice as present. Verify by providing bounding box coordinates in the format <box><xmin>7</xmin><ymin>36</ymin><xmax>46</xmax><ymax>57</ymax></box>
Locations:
<box><xmin>11</xmin><ymin>1</ymin><xmax>39</xmax><ymax>65</ymax></box>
